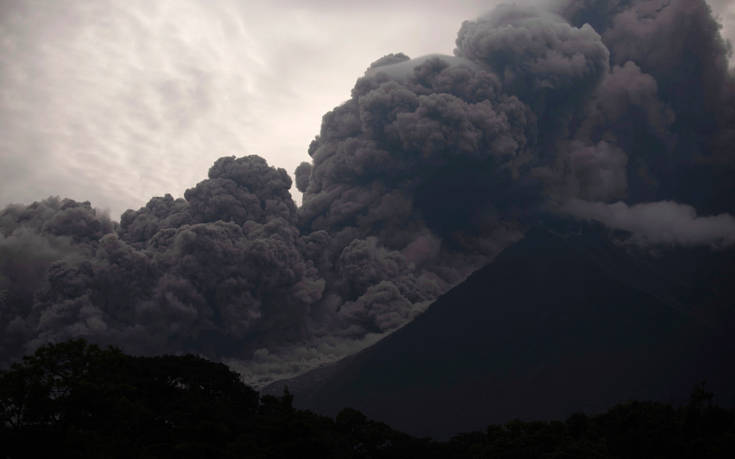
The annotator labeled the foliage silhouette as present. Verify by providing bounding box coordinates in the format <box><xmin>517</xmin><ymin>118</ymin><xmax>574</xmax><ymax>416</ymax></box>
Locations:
<box><xmin>1</xmin><ymin>340</ymin><xmax>734</xmax><ymax>458</ymax></box>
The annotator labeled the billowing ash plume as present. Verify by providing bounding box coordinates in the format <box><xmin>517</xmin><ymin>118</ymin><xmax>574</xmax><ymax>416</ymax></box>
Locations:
<box><xmin>1</xmin><ymin>0</ymin><xmax>734</xmax><ymax>385</ymax></box>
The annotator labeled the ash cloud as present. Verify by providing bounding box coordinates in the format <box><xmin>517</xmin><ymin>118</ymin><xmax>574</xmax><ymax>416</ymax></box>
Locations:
<box><xmin>455</xmin><ymin>5</ymin><xmax>610</xmax><ymax>102</ymax></box>
<box><xmin>1</xmin><ymin>0</ymin><xmax>734</xmax><ymax>384</ymax></box>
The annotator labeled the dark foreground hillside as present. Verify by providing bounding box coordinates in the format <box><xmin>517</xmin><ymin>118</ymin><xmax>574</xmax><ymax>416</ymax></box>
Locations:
<box><xmin>268</xmin><ymin>220</ymin><xmax>735</xmax><ymax>438</ymax></box>
<box><xmin>2</xmin><ymin>340</ymin><xmax>735</xmax><ymax>458</ymax></box>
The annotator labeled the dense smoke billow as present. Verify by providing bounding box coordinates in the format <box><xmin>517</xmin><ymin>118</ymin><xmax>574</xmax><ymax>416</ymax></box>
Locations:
<box><xmin>1</xmin><ymin>0</ymin><xmax>734</xmax><ymax>385</ymax></box>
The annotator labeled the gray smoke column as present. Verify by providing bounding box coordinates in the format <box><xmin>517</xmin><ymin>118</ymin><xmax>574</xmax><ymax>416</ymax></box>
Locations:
<box><xmin>455</xmin><ymin>4</ymin><xmax>610</xmax><ymax>109</ymax></box>
<box><xmin>1</xmin><ymin>0</ymin><xmax>734</xmax><ymax>385</ymax></box>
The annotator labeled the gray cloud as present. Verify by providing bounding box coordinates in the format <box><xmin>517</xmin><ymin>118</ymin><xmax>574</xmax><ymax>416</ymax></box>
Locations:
<box><xmin>558</xmin><ymin>140</ymin><xmax>628</xmax><ymax>202</ymax></box>
<box><xmin>455</xmin><ymin>4</ymin><xmax>610</xmax><ymax>99</ymax></box>
<box><xmin>562</xmin><ymin>199</ymin><xmax>735</xmax><ymax>247</ymax></box>
<box><xmin>294</xmin><ymin>162</ymin><xmax>313</xmax><ymax>193</ymax></box>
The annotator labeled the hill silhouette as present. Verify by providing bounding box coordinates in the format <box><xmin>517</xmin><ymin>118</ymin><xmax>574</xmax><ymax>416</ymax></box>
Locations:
<box><xmin>267</xmin><ymin>220</ymin><xmax>735</xmax><ymax>438</ymax></box>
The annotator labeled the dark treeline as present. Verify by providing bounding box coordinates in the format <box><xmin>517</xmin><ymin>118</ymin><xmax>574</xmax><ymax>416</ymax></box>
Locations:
<box><xmin>1</xmin><ymin>341</ymin><xmax>734</xmax><ymax>458</ymax></box>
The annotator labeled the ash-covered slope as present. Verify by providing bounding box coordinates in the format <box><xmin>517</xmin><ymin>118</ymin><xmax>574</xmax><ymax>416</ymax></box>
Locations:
<box><xmin>267</xmin><ymin>221</ymin><xmax>735</xmax><ymax>438</ymax></box>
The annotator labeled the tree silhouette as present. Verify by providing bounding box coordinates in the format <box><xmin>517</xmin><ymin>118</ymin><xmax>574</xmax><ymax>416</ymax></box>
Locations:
<box><xmin>2</xmin><ymin>340</ymin><xmax>734</xmax><ymax>458</ymax></box>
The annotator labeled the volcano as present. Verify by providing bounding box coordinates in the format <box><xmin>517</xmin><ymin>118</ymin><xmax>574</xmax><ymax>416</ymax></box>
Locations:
<box><xmin>267</xmin><ymin>220</ymin><xmax>735</xmax><ymax>438</ymax></box>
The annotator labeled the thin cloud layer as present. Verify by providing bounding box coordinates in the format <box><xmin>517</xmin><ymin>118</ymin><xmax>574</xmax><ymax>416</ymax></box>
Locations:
<box><xmin>563</xmin><ymin>199</ymin><xmax>735</xmax><ymax>247</ymax></box>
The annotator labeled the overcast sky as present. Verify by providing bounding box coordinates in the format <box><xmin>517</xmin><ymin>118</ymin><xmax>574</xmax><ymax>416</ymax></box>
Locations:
<box><xmin>1</xmin><ymin>0</ymin><xmax>733</xmax><ymax>219</ymax></box>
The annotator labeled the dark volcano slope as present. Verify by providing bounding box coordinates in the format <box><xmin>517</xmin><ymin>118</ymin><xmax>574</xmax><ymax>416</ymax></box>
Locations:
<box><xmin>269</xmin><ymin>223</ymin><xmax>735</xmax><ymax>438</ymax></box>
